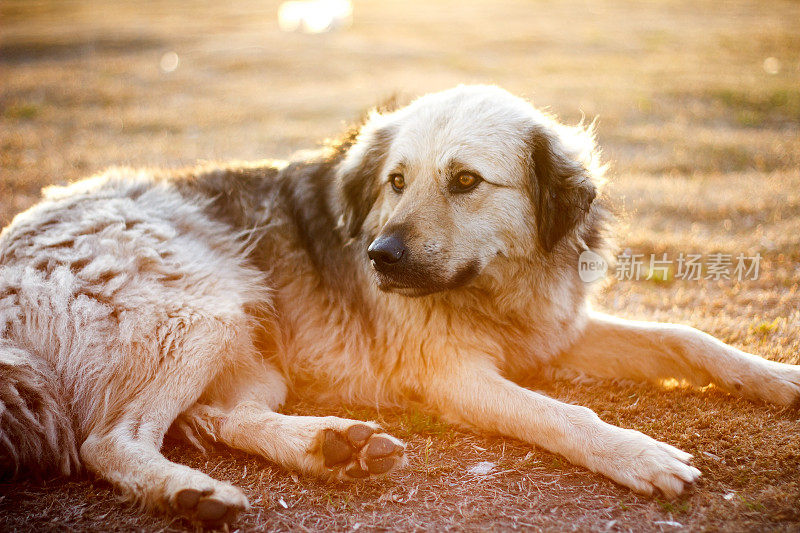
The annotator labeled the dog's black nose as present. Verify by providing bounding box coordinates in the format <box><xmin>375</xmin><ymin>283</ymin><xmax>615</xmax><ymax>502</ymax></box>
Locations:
<box><xmin>368</xmin><ymin>235</ymin><xmax>406</xmax><ymax>269</ymax></box>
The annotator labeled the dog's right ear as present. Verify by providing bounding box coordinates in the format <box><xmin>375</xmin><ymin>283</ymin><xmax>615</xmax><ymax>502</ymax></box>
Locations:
<box><xmin>336</xmin><ymin>119</ymin><xmax>395</xmax><ymax>238</ymax></box>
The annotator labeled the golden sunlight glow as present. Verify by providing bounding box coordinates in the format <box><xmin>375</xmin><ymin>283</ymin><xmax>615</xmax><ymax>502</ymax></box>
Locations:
<box><xmin>278</xmin><ymin>0</ymin><xmax>353</xmax><ymax>34</ymax></box>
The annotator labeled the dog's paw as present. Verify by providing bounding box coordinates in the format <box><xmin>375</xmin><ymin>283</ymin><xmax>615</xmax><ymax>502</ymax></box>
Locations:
<box><xmin>589</xmin><ymin>428</ymin><xmax>701</xmax><ymax>499</ymax></box>
<box><xmin>741</xmin><ymin>360</ymin><xmax>800</xmax><ymax>407</ymax></box>
<box><xmin>170</xmin><ymin>481</ymin><xmax>249</xmax><ymax>529</ymax></box>
<box><xmin>318</xmin><ymin>423</ymin><xmax>406</xmax><ymax>480</ymax></box>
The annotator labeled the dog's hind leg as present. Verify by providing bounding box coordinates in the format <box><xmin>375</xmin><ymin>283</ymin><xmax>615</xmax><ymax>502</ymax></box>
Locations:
<box><xmin>176</xmin><ymin>360</ymin><xmax>406</xmax><ymax>480</ymax></box>
<box><xmin>553</xmin><ymin>310</ymin><xmax>800</xmax><ymax>406</ymax></box>
<box><xmin>0</xmin><ymin>339</ymin><xmax>79</xmax><ymax>478</ymax></box>
<box><xmin>78</xmin><ymin>315</ymin><xmax>252</xmax><ymax>528</ymax></box>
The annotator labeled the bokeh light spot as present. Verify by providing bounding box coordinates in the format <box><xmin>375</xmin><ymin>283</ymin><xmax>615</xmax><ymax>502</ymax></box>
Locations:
<box><xmin>160</xmin><ymin>52</ymin><xmax>179</xmax><ymax>73</ymax></box>
<box><xmin>762</xmin><ymin>56</ymin><xmax>780</xmax><ymax>75</ymax></box>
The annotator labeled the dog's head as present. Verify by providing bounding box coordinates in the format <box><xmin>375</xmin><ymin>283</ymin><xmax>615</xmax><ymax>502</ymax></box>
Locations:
<box><xmin>337</xmin><ymin>85</ymin><xmax>603</xmax><ymax>297</ymax></box>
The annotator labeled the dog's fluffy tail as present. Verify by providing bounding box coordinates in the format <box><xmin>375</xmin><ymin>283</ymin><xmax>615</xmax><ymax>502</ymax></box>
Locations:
<box><xmin>0</xmin><ymin>340</ymin><xmax>80</xmax><ymax>478</ymax></box>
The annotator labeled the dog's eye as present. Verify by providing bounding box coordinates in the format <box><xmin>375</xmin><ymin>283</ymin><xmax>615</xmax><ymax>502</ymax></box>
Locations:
<box><xmin>451</xmin><ymin>172</ymin><xmax>481</xmax><ymax>193</ymax></box>
<box><xmin>389</xmin><ymin>173</ymin><xmax>405</xmax><ymax>193</ymax></box>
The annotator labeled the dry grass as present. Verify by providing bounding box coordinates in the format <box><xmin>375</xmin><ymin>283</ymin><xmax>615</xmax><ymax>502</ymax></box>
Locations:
<box><xmin>1</xmin><ymin>0</ymin><xmax>799</xmax><ymax>531</ymax></box>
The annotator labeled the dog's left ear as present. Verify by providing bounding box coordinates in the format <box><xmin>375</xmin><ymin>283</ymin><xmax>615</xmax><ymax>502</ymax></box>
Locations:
<box><xmin>337</xmin><ymin>121</ymin><xmax>395</xmax><ymax>238</ymax></box>
<box><xmin>527</xmin><ymin>126</ymin><xmax>597</xmax><ymax>252</ymax></box>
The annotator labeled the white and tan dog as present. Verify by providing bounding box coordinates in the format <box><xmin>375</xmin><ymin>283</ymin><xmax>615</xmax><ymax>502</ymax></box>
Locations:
<box><xmin>1</xmin><ymin>85</ymin><xmax>798</xmax><ymax>527</ymax></box>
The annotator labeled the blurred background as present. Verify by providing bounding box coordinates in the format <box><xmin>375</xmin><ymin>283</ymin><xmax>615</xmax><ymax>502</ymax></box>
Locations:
<box><xmin>2</xmin><ymin>1</ymin><xmax>798</xmax><ymax>204</ymax></box>
<box><xmin>2</xmin><ymin>2</ymin><xmax>800</xmax><ymax>530</ymax></box>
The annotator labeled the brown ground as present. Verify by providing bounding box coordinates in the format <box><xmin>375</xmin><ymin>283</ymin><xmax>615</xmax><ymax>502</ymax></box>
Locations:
<box><xmin>1</xmin><ymin>0</ymin><xmax>799</xmax><ymax>531</ymax></box>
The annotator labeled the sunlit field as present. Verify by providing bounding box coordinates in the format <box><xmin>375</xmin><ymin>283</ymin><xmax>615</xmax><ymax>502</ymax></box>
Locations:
<box><xmin>1</xmin><ymin>0</ymin><xmax>799</xmax><ymax>530</ymax></box>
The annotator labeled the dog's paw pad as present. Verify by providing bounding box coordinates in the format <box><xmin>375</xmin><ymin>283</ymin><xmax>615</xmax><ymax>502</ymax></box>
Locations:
<box><xmin>345</xmin><ymin>463</ymin><xmax>370</xmax><ymax>478</ymax></box>
<box><xmin>346</xmin><ymin>424</ymin><xmax>374</xmax><ymax>446</ymax></box>
<box><xmin>365</xmin><ymin>436</ymin><xmax>400</xmax><ymax>458</ymax></box>
<box><xmin>319</xmin><ymin>424</ymin><xmax>406</xmax><ymax>480</ymax></box>
<box><xmin>322</xmin><ymin>429</ymin><xmax>354</xmax><ymax>467</ymax></box>
<box><xmin>171</xmin><ymin>486</ymin><xmax>246</xmax><ymax>528</ymax></box>
<box><xmin>356</xmin><ymin>433</ymin><xmax>404</xmax><ymax>477</ymax></box>
<box><xmin>366</xmin><ymin>455</ymin><xmax>398</xmax><ymax>475</ymax></box>
<box><xmin>196</xmin><ymin>498</ymin><xmax>230</xmax><ymax>522</ymax></box>
<box><xmin>175</xmin><ymin>488</ymin><xmax>204</xmax><ymax>510</ymax></box>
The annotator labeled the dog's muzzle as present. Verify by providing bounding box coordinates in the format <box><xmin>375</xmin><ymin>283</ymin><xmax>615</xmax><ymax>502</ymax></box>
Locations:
<box><xmin>367</xmin><ymin>233</ymin><xmax>480</xmax><ymax>296</ymax></box>
<box><xmin>367</xmin><ymin>234</ymin><xmax>406</xmax><ymax>273</ymax></box>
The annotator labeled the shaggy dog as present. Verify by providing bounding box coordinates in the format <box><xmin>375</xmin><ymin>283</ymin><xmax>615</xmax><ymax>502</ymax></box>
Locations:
<box><xmin>1</xmin><ymin>85</ymin><xmax>798</xmax><ymax>527</ymax></box>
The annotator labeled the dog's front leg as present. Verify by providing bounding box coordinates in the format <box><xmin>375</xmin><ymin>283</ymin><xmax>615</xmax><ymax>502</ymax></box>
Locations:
<box><xmin>420</xmin><ymin>356</ymin><xmax>700</xmax><ymax>498</ymax></box>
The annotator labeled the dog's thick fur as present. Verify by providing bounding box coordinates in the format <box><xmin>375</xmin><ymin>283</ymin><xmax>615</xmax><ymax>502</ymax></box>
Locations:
<box><xmin>2</xmin><ymin>85</ymin><xmax>799</xmax><ymax>526</ymax></box>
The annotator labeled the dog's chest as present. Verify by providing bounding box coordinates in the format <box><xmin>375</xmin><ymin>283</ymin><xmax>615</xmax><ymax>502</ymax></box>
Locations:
<box><xmin>271</xmin><ymin>284</ymin><xmax>583</xmax><ymax>405</ymax></box>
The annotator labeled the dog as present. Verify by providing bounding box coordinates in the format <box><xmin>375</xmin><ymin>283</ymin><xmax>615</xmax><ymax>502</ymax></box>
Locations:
<box><xmin>1</xmin><ymin>85</ymin><xmax>798</xmax><ymax>527</ymax></box>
